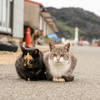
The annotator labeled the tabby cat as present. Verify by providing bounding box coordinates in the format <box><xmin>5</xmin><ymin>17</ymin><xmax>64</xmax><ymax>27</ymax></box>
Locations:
<box><xmin>43</xmin><ymin>42</ymin><xmax>77</xmax><ymax>82</ymax></box>
<box><xmin>15</xmin><ymin>47</ymin><xmax>46</xmax><ymax>81</ymax></box>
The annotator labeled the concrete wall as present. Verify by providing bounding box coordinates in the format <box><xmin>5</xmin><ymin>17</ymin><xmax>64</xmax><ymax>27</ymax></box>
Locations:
<box><xmin>13</xmin><ymin>0</ymin><xmax>24</xmax><ymax>38</ymax></box>
<box><xmin>39</xmin><ymin>15</ymin><xmax>56</xmax><ymax>35</ymax></box>
<box><xmin>24</xmin><ymin>1</ymin><xmax>40</xmax><ymax>29</ymax></box>
<box><xmin>44</xmin><ymin>20</ymin><xmax>47</xmax><ymax>35</ymax></box>
<box><xmin>47</xmin><ymin>24</ymin><xmax>52</xmax><ymax>34</ymax></box>
<box><xmin>39</xmin><ymin>15</ymin><xmax>43</xmax><ymax>30</ymax></box>
<box><xmin>0</xmin><ymin>34</ymin><xmax>22</xmax><ymax>46</ymax></box>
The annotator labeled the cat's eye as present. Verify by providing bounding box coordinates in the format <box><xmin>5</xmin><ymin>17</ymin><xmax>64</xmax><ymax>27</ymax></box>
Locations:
<box><xmin>23</xmin><ymin>59</ymin><xmax>26</xmax><ymax>61</ymax></box>
<box><xmin>29</xmin><ymin>60</ymin><xmax>33</xmax><ymax>64</ymax></box>
<box><xmin>53</xmin><ymin>54</ymin><xmax>57</xmax><ymax>56</ymax></box>
<box><xmin>30</xmin><ymin>60</ymin><xmax>34</xmax><ymax>63</ymax></box>
<box><xmin>61</xmin><ymin>54</ymin><xmax>64</xmax><ymax>57</ymax></box>
<box><xmin>23</xmin><ymin>58</ymin><xmax>27</xmax><ymax>63</ymax></box>
<box><xmin>30</xmin><ymin>59</ymin><xmax>33</xmax><ymax>61</ymax></box>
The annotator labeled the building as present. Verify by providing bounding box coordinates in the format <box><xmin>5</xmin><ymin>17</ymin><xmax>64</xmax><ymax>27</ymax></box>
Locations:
<box><xmin>0</xmin><ymin>0</ymin><xmax>58</xmax><ymax>46</ymax></box>
<box><xmin>40</xmin><ymin>11</ymin><xmax>58</xmax><ymax>35</ymax></box>
<box><xmin>92</xmin><ymin>39</ymin><xmax>100</xmax><ymax>46</ymax></box>
<box><xmin>0</xmin><ymin>0</ymin><xmax>24</xmax><ymax>45</ymax></box>
<box><xmin>24</xmin><ymin>0</ymin><xmax>58</xmax><ymax>36</ymax></box>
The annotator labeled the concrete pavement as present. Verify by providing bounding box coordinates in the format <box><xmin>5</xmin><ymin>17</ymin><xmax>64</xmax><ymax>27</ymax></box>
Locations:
<box><xmin>0</xmin><ymin>46</ymin><xmax>100</xmax><ymax>100</ymax></box>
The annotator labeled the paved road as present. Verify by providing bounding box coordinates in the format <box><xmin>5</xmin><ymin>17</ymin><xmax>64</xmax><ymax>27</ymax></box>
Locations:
<box><xmin>0</xmin><ymin>46</ymin><xmax>100</xmax><ymax>100</ymax></box>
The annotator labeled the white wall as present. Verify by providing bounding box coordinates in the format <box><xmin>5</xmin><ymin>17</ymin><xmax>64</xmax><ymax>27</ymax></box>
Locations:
<box><xmin>47</xmin><ymin>24</ymin><xmax>51</xmax><ymax>34</ymax></box>
<box><xmin>44</xmin><ymin>20</ymin><xmax>47</xmax><ymax>35</ymax></box>
<box><xmin>39</xmin><ymin>14</ymin><xmax>56</xmax><ymax>35</ymax></box>
<box><xmin>39</xmin><ymin>15</ymin><xmax>43</xmax><ymax>30</ymax></box>
<box><xmin>13</xmin><ymin>0</ymin><xmax>24</xmax><ymax>38</ymax></box>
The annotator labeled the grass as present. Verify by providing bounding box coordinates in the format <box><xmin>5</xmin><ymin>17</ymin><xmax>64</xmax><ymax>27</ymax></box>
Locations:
<box><xmin>57</xmin><ymin>20</ymin><xmax>75</xmax><ymax>37</ymax></box>
<box><xmin>42</xmin><ymin>36</ymin><xmax>50</xmax><ymax>39</ymax></box>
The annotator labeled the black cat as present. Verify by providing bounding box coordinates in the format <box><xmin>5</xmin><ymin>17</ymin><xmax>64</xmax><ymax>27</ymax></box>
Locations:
<box><xmin>15</xmin><ymin>47</ymin><xmax>46</xmax><ymax>81</ymax></box>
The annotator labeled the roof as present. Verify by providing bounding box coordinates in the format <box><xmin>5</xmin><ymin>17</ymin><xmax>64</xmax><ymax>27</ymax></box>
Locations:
<box><xmin>41</xmin><ymin>11</ymin><xmax>59</xmax><ymax>32</ymax></box>
<box><xmin>24</xmin><ymin>0</ymin><xmax>42</xmax><ymax>6</ymax></box>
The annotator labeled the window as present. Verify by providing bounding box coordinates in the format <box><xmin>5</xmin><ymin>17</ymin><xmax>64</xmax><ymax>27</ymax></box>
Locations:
<box><xmin>0</xmin><ymin>0</ymin><xmax>2</xmax><ymax>26</ymax></box>
<box><xmin>9</xmin><ymin>0</ymin><xmax>13</xmax><ymax>29</ymax></box>
<box><xmin>3</xmin><ymin>0</ymin><xmax>7</xmax><ymax>27</ymax></box>
<box><xmin>0</xmin><ymin>0</ymin><xmax>13</xmax><ymax>33</ymax></box>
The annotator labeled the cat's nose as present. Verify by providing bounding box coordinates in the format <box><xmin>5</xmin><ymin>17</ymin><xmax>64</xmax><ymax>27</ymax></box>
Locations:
<box><xmin>27</xmin><ymin>63</ymin><xmax>29</xmax><ymax>66</ymax></box>
<box><xmin>57</xmin><ymin>59</ymin><xmax>60</xmax><ymax>62</ymax></box>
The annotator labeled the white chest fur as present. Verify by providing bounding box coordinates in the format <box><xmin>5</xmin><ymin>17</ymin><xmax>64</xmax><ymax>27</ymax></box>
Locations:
<box><xmin>49</xmin><ymin>59</ymin><xmax>71</xmax><ymax>78</ymax></box>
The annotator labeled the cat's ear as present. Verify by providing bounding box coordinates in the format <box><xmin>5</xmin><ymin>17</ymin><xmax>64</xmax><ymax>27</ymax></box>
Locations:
<box><xmin>49</xmin><ymin>42</ymin><xmax>55</xmax><ymax>51</ymax></box>
<box><xmin>20</xmin><ymin>46</ymin><xmax>27</xmax><ymax>53</ymax></box>
<box><xmin>64</xmin><ymin>43</ymin><xmax>70</xmax><ymax>52</ymax></box>
<box><xmin>33</xmin><ymin>49</ymin><xmax>39</xmax><ymax>55</ymax></box>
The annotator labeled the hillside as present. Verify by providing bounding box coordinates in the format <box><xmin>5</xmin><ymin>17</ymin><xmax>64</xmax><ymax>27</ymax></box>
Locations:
<box><xmin>46</xmin><ymin>7</ymin><xmax>100</xmax><ymax>42</ymax></box>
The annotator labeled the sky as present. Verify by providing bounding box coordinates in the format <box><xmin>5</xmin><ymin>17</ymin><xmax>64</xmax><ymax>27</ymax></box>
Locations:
<box><xmin>31</xmin><ymin>0</ymin><xmax>100</xmax><ymax>17</ymax></box>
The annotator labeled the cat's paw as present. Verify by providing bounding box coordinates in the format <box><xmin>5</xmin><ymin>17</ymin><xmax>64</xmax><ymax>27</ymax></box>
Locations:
<box><xmin>58</xmin><ymin>78</ymin><xmax>65</xmax><ymax>82</ymax></box>
<box><xmin>53</xmin><ymin>77</ymin><xmax>65</xmax><ymax>82</ymax></box>
<box><xmin>53</xmin><ymin>77</ymin><xmax>59</xmax><ymax>82</ymax></box>
<box><xmin>28</xmin><ymin>78</ymin><xmax>30</xmax><ymax>81</ymax></box>
<box><xmin>62</xmin><ymin>75</ymin><xmax>74</xmax><ymax>82</ymax></box>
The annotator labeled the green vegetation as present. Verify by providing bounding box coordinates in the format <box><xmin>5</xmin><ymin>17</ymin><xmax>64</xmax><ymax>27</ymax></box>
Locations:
<box><xmin>57</xmin><ymin>20</ymin><xmax>75</xmax><ymax>38</ymax></box>
<box><xmin>47</xmin><ymin>7</ymin><xmax>100</xmax><ymax>42</ymax></box>
<box><xmin>42</xmin><ymin>36</ymin><xmax>50</xmax><ymax>39</ymax></box>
